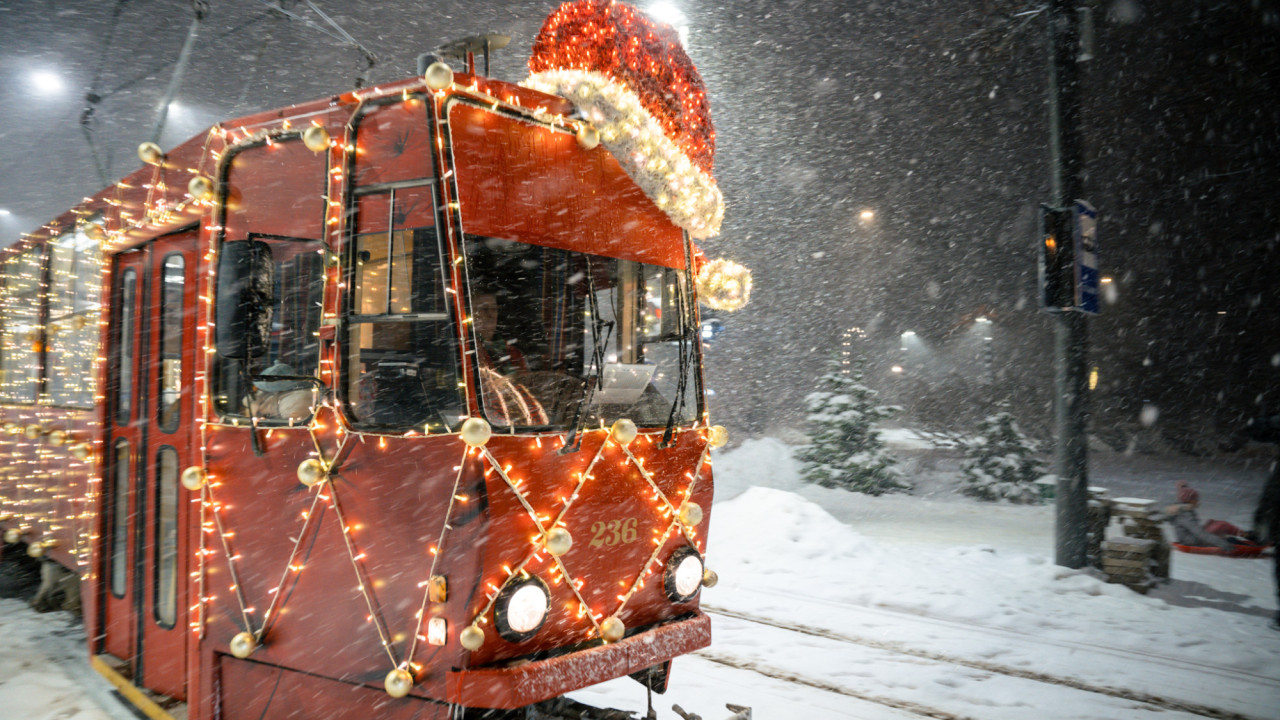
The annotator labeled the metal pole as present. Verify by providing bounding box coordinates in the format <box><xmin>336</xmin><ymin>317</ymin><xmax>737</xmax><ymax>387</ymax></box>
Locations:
<box><xmin>1048</xmin><ymin>0</ymin><xmax>1090</xmax><ymax>568</ymax></box>
<box><xmin>149</xmin><ymin>2</ymin><xmax>208</xmax><ymax>146</ymax></box>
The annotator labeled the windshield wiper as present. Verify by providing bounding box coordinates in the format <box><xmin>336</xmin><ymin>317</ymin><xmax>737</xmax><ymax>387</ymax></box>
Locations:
<box><xmin>562</xmin><ymin>258</ymin><xmax>613</xmax><ymax>453</ymax></box>
<box><xmin>661</xmin><ymin>265</ymin><xmax>698</xmax><ymax>448</ymax></box>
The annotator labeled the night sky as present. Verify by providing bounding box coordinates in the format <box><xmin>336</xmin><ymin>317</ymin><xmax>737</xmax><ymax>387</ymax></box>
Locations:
<box><xmin>1</xmin><ymin>0</ymin><xmax>1278</xmax><ymax>452</ymax></box>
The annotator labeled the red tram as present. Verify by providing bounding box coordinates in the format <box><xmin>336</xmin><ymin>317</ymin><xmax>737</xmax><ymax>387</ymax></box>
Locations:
<box><xmin>0</xmin><ymin>2</ymin><xmax>749</xmax><ymax>718</ymax></box>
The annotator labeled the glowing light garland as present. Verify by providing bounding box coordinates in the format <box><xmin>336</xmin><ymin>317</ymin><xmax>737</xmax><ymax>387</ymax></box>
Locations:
<box><xmin>464</xmin><ymin>428</ymin><xmax>712</xmax><ymax>646</ymax></box>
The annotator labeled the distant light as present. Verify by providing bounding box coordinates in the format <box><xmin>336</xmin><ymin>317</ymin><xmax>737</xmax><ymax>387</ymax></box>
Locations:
<box><xmin>1089</xmin><ymin>367</ymin><xmax>1099</xmax><ymax>391</ymax></box>
<box><xmin>975</xmin><ymin>316</ymin><xmax>990</xmax><ymax>324</ymax></box>
<box><xmin>0</xmin><ymin>209</ymin><xmax>11</xmax><ymax>216</ymax></box>
<box><xmin>902</xmin><ymin>331</ymin><xmax>916</xmax><ymax>338</ymax></box>
<box><xmin>1100</xmin><ymin>276</ymin><xmax>1113</xmax><ymax>284</ymax></box>
<box><xmin>1217</xmin><ymin>311</ymin><xmax>1227</xmax><ymax>316</ymax></box>
<box><xmin>890</xmin><ymin>365</ymin><xmax>904</xmax><ymax>374</ymax></box>
<box><xmin>168</xmin><ymin>101</ymin><xmax>184</xmax><ymax>115</ymax></box>
<box><xmin>859</xmin><ymin>209</ymin><xmax>876</xmax><ymax>222</ymax></box>
<box><xmin>30</xmin><ymin>70</ymin><xmax>64</xmax><ymax>96</ymax></box>
<box><xmin>646</xmin><ymin>2</ymin><xmax>689</xmax><ymax>44</ymax></box>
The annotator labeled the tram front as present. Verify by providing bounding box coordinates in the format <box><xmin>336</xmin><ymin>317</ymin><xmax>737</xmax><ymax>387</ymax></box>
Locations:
<box><xmin>435</xmin><ymin>96</ymin><xmax>722</xmax><ymax>707</ymax></box>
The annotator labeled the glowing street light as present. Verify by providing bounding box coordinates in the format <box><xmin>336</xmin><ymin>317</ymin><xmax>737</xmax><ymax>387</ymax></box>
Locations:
<box><xmin>859</xmin><ymin>209</ymin><xmax>876</xmax><ymax>223</ymax></box>
<box><xmin>646</xmin><ymin>2</ymin><xmax>689</xmax><ymax>45</ymax></box>
<box><xmin>30</xmin><ymin>70</ymin><xmax>64</xmax><ymax>96</ymax></box>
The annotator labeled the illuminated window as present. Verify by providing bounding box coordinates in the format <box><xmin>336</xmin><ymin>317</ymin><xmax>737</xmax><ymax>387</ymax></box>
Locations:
<box><xmin>154</xmin><ymin>446</ymin><xmax>178</xmax><ymax>628</ymax></box>
<box><xmin>345</xmin><ymin>184</ymin><xmax>462</xmax><ymax>429</ymax></box>
<box><xmin>0</xmin><ymin>246</ymin><xmax>44</xmax><ymax>404</ymax></box>
<box><xmin>46</xmin><ymin>225</ymin><xmax>103</xmax><ymax>408</ymax></box>
<box><xmin>157</xmin><ymin>255</ymin><xmax>184</xmax><ymax>432</ymax></box>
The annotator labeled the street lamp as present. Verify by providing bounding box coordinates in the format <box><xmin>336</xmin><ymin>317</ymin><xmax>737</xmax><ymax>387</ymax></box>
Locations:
<box><xmin>859</xmin><ymin>208</ymin><xmax>876</xmax><ymax>223</ymax></box>
<box><xmin>646</xmin><ymin>2</ymin><xmax>689</xmax><ymax>45</ymax></box>
<box><xmin>30</xmin><ymin>70</ymin><xmax>64</xmax><ymax>96</ymax></box>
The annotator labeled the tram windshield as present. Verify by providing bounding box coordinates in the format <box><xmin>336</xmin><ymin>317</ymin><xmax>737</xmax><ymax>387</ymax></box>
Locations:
<box><xmin>464</xmin><ymin>235</ymin><xmax>699</xmax><ymax>431</ymax></box>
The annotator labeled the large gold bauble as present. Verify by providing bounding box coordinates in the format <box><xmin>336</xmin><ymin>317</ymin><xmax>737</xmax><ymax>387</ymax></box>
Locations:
<box><xmin>70</xmin><ymin>442</ymin><xmax>91</xmax><ymax>461</ymax></box>
<box><xmin>28</xmin><ymin>539</ymin><xmax>54</xmax><ymax>558</ymax></box>
<box><xmin>678</xmin><ymin>501</ymin><xmax>703</xmax><ymax>528</ymax></box>
<box><xmin>137</xmin><ymin>141</ymin><xmax>164</xmax><ymax>165</ymax></box>
<box><xmin>302</xmin><ymin>125</ymin><xmax>331</xmax><ymax>153</ymax></box>
<box><xmin>229</xmin><ymin>632</ymin><xmax>257</xmax><ymax>659</ymax></box>
<box><xmin>187</xmin><ymin>175</ymin><xmax>215</xmax><ymax>201</ymax></box>
<box><xmin>24</xmin><ymin>424</ymin><xmax>43</xmax><ymax>440</ymax></box>
<box><xmin>576</xmin><ymin>125</ymin><xmax>600</xmax><ymax>151</ymax></box>
<box><xmin>181</xmin><ymin>466</ymin><xmax>207</xmax><ymax>492</ymax></box>
<box><xmin>610</xmin><ymin>418</ymin><xmax>637</xmax><ymax>446</ymax></box>
<box><xmin>460</xmin><ymin>417</ymin><xmax>492</xmax><ymax>447</ymax></box>
<box><xmin>3</xmin><ymin>527</ymin><xmax>24</xmax><ymax>544</ymax></box>
<box><xmin>701</xmin><ymin>568</ymin><xmax>719</xmax><ymax>588</ymax></box>
<box><xmin>600</xmin><ymin>616</ymin><xmax>625</xmax><ymax>643</ymax></box>
<box><xmin>47</xmin><ymin>430</ymin><xmax>67</xmax><ymax>447</ymax></box>
<box><xmin>297</xmin><ymin>458</ymin><xmax>328</xmax><ymax>487</ymax></box>
<box><xmin>459</xmin><ymin>624</ymin><xmax>485</xmax><ymax>651</ymax></box>
<box><xmin>423</xmin><ymin>61</ymin><xmax>454</xmax><ymax>90</ymax></box>
<box><xmin>384</xmin><ymin>668</ymin><xmax>414</xmax><ymax>698</ymax></box>
<box><xmin>544</xmin><ymin>527</ymin><xmax>573</xmax><ymax>557</ymax></box>
<box><xmin>707</xmin><ymin>425</ymin><xmax>729</xmax><ymax>448</ymax></box>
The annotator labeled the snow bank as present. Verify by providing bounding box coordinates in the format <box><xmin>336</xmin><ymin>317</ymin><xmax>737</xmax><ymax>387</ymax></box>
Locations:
<box><xmin>706</xmin><ymin>439</ymin><xmax>1280</xmax><ymax>676</ymax></box>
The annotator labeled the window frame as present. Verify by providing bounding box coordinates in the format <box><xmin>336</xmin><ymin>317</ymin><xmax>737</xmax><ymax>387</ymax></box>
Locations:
<box><xmin>157</xmin><ymin>253</ymin><xmax>185</xmax><ymax>433</ymax></box>
<box><xmin>208</xmin><ymin>129</ymin><xmax>330</xmax><ymax>424</ymax></box>
<box><xmin>153</xmin><ymin>445</ymin><xmax>179</xmax><ymax>629</ymax></box>
<box><xmin>44</xmin><ymin>224</ymin><xmax>104</xmax><ymax>409</ymax></box>
<box><xmin>0</xmin><ymin>244</ymin><xmax>47</xmax><ymax>406</ymax></box>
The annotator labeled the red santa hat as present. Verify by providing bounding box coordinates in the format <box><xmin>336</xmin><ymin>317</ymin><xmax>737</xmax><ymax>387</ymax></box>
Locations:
<box><xmin>524</xmin><ymin>0</ymin><xmax>723</xmax><ymax>239</ymax></box>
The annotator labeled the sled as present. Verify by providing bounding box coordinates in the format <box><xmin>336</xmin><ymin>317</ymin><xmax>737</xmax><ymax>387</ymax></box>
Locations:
<box><xmin>1172</xmin><ymin>542</ymin><xmax>1272</xmax><ymax>558</ymax></box>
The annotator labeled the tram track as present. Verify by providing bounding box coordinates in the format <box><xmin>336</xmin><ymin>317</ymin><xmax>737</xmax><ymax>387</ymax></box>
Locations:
<box><xmin>701</xmin><ymin>604</ymin><xmax>1275</xmax><ymax>720</ymax></box>
<box><xmin>728</xmin><ymin>586</ymin><xmax>1280</xmax><ymax>687</ymax></box>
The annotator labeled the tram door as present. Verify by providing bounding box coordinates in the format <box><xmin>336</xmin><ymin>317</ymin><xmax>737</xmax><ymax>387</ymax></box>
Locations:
<box><xmin>102</xmin><ymin>229</ymin><xmax>198</xmax><ymax>701</ymax></box>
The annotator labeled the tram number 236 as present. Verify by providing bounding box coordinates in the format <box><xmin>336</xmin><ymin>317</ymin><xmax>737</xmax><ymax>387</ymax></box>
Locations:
<box><xmin>589</xmin><ymin>518</ymin><xmax>639</xmax><ymax>548</ymax></box>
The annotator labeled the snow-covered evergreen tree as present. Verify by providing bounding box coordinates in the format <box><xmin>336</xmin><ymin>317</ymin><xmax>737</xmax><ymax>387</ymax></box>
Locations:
<box><xmin>798</xmin><ymin>356</ymin><xmax>910</xmax><ymax>495</ymax></box>
<box><xmin>960</xmin><ymin>410</ymin><xmax>1045</xmax><ymax>503</ymax></box>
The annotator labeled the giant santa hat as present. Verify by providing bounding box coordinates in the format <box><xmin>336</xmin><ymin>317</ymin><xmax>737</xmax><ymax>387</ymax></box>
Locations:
<box><xmin>524</xmin><ymin>0</ymin><xmax>724</xmax><ymax>240</ymax></box>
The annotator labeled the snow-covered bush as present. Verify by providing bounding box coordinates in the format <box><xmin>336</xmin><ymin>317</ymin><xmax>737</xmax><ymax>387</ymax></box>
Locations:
<box><xmin>960</xmin><ymin>410</ymin><xmax>1046</xmax><ymax>503</ymax></box>
<box><xmin>798</xmin><ymin>357</ymin><xmax>910</xmax><ymax>495</ymax></box>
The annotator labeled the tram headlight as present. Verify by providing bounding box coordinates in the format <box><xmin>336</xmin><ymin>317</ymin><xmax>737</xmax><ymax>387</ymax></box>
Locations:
<box><xmin>664</xmin><ymin>547</ymin><xmax>704</xmax><ymax>603</ymax></box>
<box><xmin>494</xmin><ymin>576</ymin><xmax>550</xmax><ymax>643</ymax></box>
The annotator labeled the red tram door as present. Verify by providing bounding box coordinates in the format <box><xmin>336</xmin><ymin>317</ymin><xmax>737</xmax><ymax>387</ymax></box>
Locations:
<box><xmin>101</xmin><ymin>230</ymin><xmax>198</xmax><ymax>701</ymax></box>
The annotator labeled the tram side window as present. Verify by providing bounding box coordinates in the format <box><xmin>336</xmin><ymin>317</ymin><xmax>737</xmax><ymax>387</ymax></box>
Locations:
<box><xmin>154</xmin><ymin>446</ymin><xmax>179</xmax><ymax>628</ymax></box>
<box><xmin>110</xmin><ymin>439</ymin><xmax>129</xmax><ymax>598</ymax></box>
<box><xmin>157</xmin><ymin>255</ymin><xmax>184</xmax><ymax>432</ymax></box>
<box><xmin>47</xmin><ymin>227</ymin><xmax>103</xmax><ymax>408</ymax></box>
<box><xmin>0</xmin><ymin>246</ymin><xmax>44</xmax><ymax>404</ymax></box>
<box><xmin>212</xmin><ymin>237</ymin><xmax>325</xmax><ymax>422</ymax></box>
<box><xmin>345</xmin><ymin>185</ymin><xmax>462</xmax><ymax>430</ymax></box>
<box><xmin>212</xmin><ymin>136</ymin><xmax>327</xmax><ymax>423</ymax></box>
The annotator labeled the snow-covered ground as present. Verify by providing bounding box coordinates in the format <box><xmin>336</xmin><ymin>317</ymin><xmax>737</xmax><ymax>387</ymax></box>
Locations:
<box><xmin>4</xmin><ymin>433</ymin><xmax>1279</xmax><ymax>719</ymax></box>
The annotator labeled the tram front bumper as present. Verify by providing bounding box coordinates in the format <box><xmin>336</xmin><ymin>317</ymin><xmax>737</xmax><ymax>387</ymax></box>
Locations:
<box><xmin>445</xmin><ymin>611</ymin><xmax>711</xmax><ymax>709</ymax></box>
